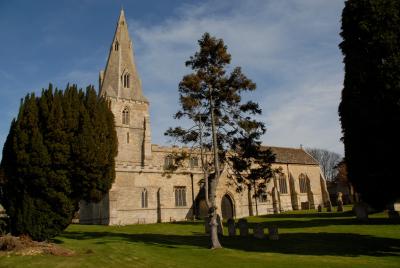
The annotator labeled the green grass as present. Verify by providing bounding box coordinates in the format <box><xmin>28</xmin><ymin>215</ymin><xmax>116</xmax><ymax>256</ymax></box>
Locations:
<box><xmin>1</xmin><ymin>206</ymin><xmax>400</xmax><ymax>268</ymax></box>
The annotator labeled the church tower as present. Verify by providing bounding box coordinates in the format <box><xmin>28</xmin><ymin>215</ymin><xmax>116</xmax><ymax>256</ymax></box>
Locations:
<box><xmin>99</xmin><ymin>9</ymin><xmax>152</xmax><ymax>166</ymax></box>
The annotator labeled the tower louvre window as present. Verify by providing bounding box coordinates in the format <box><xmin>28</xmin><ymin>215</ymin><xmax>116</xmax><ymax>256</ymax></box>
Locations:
<box><xmin>122</xmin><ymin>107</ymin><xmax>129</xmax><ymax>125</ymax></box>
<box><xmin>123</xmin><ymin>73</ymin><xmax>130</xmax><ymax>88</ymax></box>
<box><xmin>114</xmin><ymin>41</ymin><xmax>119</xmax><ymax>51</ymax></box>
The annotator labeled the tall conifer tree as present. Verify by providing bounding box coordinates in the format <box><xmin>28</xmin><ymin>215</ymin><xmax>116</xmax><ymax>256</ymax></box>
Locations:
<box><xmin>166</xmin><ymin>33</ymin><xmax>275</xmax><ymax>248</ymax></box>
<box><xmin>339</xmin><ymin>0</ymin><xmax>400</xmax><ymax>210</ymax></box>
<box><xmin>0</xmin><ymin>84</ymin><xmax>117</xmax><ymax>240</ymax></box>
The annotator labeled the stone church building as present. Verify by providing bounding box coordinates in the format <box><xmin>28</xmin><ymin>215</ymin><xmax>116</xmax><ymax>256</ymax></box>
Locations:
<box><xmin>79</xmin><ymin>10</ymin><xmax>330</xmax><ymax>225</ymax></box>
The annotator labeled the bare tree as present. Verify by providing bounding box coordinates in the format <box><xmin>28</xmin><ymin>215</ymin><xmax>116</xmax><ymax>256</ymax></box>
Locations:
<box><xmin>305</xmin><ymin>148</ymin><xmax>342</xmax><ymax>181</ymax></box>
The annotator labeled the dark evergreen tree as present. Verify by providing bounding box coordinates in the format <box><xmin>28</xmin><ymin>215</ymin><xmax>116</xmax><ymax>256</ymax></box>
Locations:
<box><xmin>165</xmin><ymin>33</ymin><xmax>275</xmax><ymax>248</ymax></box>
<box><xmin>339</xmin><ymin>0</ymin><xmax>400</xmax><ymax>210</ymax></box>
<box><xmin>0</xmin><ymin>84</ymin><xmax>117</xmax><ymax>241</ymax></box>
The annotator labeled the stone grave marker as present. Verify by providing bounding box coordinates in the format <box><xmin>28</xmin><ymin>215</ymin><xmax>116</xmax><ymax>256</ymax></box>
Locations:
<box><xmin>268</xmin><ymin>225</ymin><xmax>279</xmax><ymax>240</ymax></box>
<box><xmin>253</xmin><ymin>223</ymin><xmax>265</xmax><ymax>239</ymax></box>
<box><xmin>237</xmin><ymin>218</ymin><xmax>249</xmax><ymax>237</ymax></box>
<box><xmin>317</xmin><ymin>204</ymin><xmax>322</xmax><ymax>213</ymax></box>
<box><xmin>337</xmin><ymin>200</ymin><xmax>344</xmax><ymax>212</ymax></box>
<box><xmin>227</xmin><ymin>218</ymin><xmax>236</xmax><ymax>236</ymax></box>
<box><xmin>353</xmin><ymin>202</ymin><xmax>368</xmax><ymax>221</ymax></box>
<box><xmin>326</xmin><ymin>200</ymin><xmax>332</xmax><ymax>212</ymax></box>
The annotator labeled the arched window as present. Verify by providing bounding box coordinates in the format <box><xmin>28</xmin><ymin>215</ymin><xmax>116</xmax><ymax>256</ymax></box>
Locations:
<box><xmin>114</xmin><ymin>41</ymin><xmax>119</xmax><ymax>51</ymax></box>
<box><xmin>299</xmin><ymin>174</ymin><xmax>308</xmax><ymax>193</ymax></box>
<box><xmin>123</xmin><ymin>73</ymin><xmax>130</xmax><ymax>88</ymax></box>
<box><xmin>278</xmin><ymin>174</ymin><xmax>288</xmax><ymax>194</ymax></box>
<box><xmin>122</xmin><ymin>107</ymin><xmax>129</xmax><ymax>125</ymax></box>
<box><xmin>141</xmin><ymin>189</ymin><xmax>148</xmax><ymax>208</ymax></box>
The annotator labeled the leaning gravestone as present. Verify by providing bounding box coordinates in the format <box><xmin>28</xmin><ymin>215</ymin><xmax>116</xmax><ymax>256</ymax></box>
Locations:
<box><xmin>337</xmin><ymin>200</ymin><xmax>344</xmax><ymax>212</ymax></box>
<box><xmin>268</xmin><ymin>225</ymin><xmax>279</xmax><ymax>240</ymax></box>
<box><xmin>317</xmin><ymin>204</ymin><xmax>322</xmax><ymax>213</ymax></box>
<box><xmin>227</xmin><ymin>218</ymin><xmax>236</xmax><ymax>236</ymax></box>
<box><xmin>326</xmin><ymin>200</ymin><xmax>332</xmax><ymax>212</ymax></box>
<box><xmin>353</xmin><ymin>202</ymin><xmax>368</xmax><ymax>221</ymax></box>
<box><xmin>237</xmin><ymin>218</ymin><xmax>249</xmax><ymax>237</ymax></box>
<box><xmin>253</xmin><ymin>223</ymin><xmax>265</xmax><ymax>239</ymax></box>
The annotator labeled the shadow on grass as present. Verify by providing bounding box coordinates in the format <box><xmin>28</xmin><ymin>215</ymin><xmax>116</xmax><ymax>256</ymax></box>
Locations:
<box><xmin>171</xmin><ymin>217</ymin><xmax>400</xmax><ymax>230</ymax></box>
<box><xmin>57</xmin><ymin>230</ymin><xmax>400</xmax><ymax>257</ymax></box>
<box><xmin>259</xmin><ymin>210</ymin><xmax>355</xmax><ymax>218</ymax></box>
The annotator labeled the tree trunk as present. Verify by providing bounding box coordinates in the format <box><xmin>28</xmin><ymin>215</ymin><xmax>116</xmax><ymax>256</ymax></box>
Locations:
<box><xmin>253</xmin><ymin>181</ymin><xmax>259</xmax><ymax>216</ymax></box>
<box><xmin>208</xmin><ymin>88</ymin><xmax>222</xmax><ymax>249</ymax></box>
<box><xmin>247</xmin><ymin>185</ymin><xmax>254</xmax><ymax>216</ymax></box>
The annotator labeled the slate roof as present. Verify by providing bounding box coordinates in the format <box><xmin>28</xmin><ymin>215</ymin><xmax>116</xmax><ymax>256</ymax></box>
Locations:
<box><xmin>264</xmin><ymin>146</ymin><xmax>319</xmax><ymax>165</ymax></box>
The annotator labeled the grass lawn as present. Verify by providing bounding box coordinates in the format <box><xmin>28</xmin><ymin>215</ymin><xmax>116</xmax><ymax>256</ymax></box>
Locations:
<box><xmin>1</xmin><ymin>206</ymin><xmax>400</xmax><ymax>268</ymax></box>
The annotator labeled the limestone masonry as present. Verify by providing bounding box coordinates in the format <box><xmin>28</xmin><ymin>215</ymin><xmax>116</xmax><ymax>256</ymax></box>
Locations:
<box><xmin>79</xmin><ymin>10</ymin><xmax>330</xmax><ymax>225</ymax></box>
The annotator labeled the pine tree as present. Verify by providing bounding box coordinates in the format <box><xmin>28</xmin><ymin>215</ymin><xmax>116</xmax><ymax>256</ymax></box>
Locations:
<box><xmin>165</xmin><ymin>33</ymin><xmax>275</xmax><ymax>248</ymax></box>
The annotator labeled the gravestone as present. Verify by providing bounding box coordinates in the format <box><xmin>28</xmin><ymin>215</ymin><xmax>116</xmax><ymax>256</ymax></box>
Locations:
<box><xmin>388</xmin><ymin>210</ymin><xmax>400</xmax><ymax>219</ymax></box>
<box><xmin>337</xmin><ymin>200</ymin><xmax>344</xmax><ymax>212</ymax></box>
<box><xmin>326</xmin><ymin>200</ymin><xmax>332</xmax><ymax>212</ymax></box>
<box><xmin>353</xmin><ymin>202</ymin><xmax>368</xmax><ymax>221</ymax></box>
<box><xmin>204</xmin><ymin>216</ymin><xmax>211</xmax><ymax>234</ymax></box>
<box><xmin>217</xmin><ymin>214</ymin><xmax>224</xmax><ymax>236</ymax></box>
<box><xmin>227</xmin><ymin>218</ymin><xmax>236</xmax><ymax>236</ymax></box>
<box><xmin>268</xmin><ymin>225</ymin><xmax>279</xmax><ymax>240</ymax></box>
<box><xmin>317</xmin><ymin>204</ymin><xmax>322</xmax><ymax>213</ymax></box>
<box><xmin>237</xmin><ymin>218</ymin><xmax>249</xmax><ymax>237</ymax></box>
<box><xmin>337</xmin><ymin>192</ymin><xmax>343</xmax><ymax>203</ymax></box>
<box><xmin>253</xmin><ymin>223</ymin><xmax>265</xmax><ymax>239</ymax></box>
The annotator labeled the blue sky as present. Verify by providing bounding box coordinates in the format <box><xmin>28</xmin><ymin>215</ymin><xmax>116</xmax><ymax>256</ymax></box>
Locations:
<box><xmin>0</xmin><ymin>0</ymin><xmax>345</xmax><ymax>157</ymax></box>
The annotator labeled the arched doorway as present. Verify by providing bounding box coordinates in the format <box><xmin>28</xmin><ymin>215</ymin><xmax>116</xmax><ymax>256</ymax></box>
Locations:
<box><xmin>221</xmin><ymin>194</ymin><xmax>234</xmax><ymax>219</ymax></box>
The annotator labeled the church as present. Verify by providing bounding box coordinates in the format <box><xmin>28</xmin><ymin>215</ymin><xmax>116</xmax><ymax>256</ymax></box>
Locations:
<box><xmin>79</xmin><ymin>10</ymin><xmax>330</xmax><ymax>225</ymax></box>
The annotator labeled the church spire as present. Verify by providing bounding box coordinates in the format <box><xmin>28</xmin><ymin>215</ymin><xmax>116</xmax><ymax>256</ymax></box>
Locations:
<box><xmin>99</xmin><ymin>9</ymin><xmax>147</xmax><ymax>102</ymax></box>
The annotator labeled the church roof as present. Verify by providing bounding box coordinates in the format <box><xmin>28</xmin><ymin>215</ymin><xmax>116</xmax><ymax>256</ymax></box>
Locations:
<box><xmin>266</xmin><ymin>146</ymin><xmax>319</xmax><ymax>165</ymax></box>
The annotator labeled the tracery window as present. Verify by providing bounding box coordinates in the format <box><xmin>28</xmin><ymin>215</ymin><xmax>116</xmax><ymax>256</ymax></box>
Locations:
<box><xmin>122</xmin><ymin>107</ymin><xmax>129</xmax><ymax>125</ymax></box>
<box><xmin>141</xmin><ymin>189</ymin><xmax>148</xmax><ymax>208</ymax></box>
<box><xmin>279</xmin><ymin>174</ymin><xmax>288</xmax><ymax>194</ymax></box>
<box><xmin>299</xmin><ymin>174</ymin><xmax>308</xmax><ymax>193</ymax></box>
<box><xmin>174</xmin><ymin>187</ymin><xmax>187</xmax><ymax>207</ymax></box>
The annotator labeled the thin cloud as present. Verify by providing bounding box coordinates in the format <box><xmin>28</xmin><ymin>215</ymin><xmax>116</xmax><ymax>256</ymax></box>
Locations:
<box><xmin>128</xmin><ymin>0</ymin><xmax>345</xmax><ymax>154</ymax></box>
